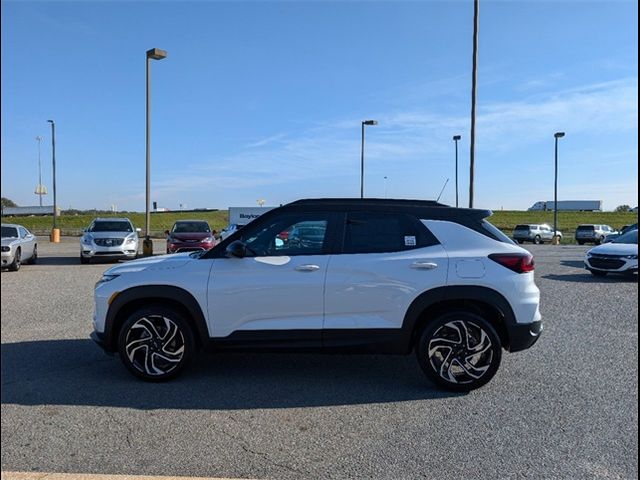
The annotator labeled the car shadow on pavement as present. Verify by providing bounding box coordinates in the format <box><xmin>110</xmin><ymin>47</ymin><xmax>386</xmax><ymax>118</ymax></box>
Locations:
<box><xmin>1</xmin><ymin>339</ymin><xmax>461</xmax><ymax>410</ymax></box>
<box><xmin>560</xmin><ymin>260</ymin><xmax>586</xmax><ymax>268</ymax></box>
<box><xmin>35</xmin><ymin>256</ymin><xmax>83</xmax><ymax>266</ymax></box>
<box><xmin>542</xmin><ymin>273</ymin><xmax>638</xmax><ymax>283</ymax></box>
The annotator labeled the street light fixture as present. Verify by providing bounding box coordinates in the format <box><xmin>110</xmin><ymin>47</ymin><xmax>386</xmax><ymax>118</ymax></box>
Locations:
<box><xmin>553</xmin><ymin>132</ymin><xmax>565</xmax><ymax>245</ymax></box>
<box><xmin>453</xmin><ymin>135</ymin><xmax>461</xmax><ymax>207</ymax></box>
<box><xmin>144</xmin><ymin>47</ymin><xmax>167</xmax><ymax>256</ymax></box>
<box><xmin>360</xmin><ymin>120</ymin><xmax>378</xmax><ymax>198</ymax></box>
<box><xmin>47</xmin><ymin>120</ymin><xmax>58</xmax><ymax>239</ymax></box>
<box><xmin>34</xmin><ymin>136</ymin><xmax>47</xmax><ymax>207</ymax></box>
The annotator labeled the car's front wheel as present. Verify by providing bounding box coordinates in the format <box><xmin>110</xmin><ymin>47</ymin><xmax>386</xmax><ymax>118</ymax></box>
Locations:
<box><xmin>8</xmin><ymin>248</ymin><xmax>21</xmax><ymax>271</ymax></box>
<box><xmin>118</xmin><ymin>306</ymin><xmax>195</xmax><ymax>381</ymax></box>
<box><xmin>416</xmin><ymin>311</ymin><xmax>502</xmax><ymax>391</ymax></box>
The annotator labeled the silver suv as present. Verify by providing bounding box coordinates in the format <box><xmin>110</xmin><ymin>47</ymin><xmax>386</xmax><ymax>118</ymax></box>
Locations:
<box><xmin>513</xmin><ymin>224</ymin><xmax>561</xmax><ymax>244</ymax></box>
<box><xmin>575</xmin><ymin>224</ymin><xmax>617</xmax><ymax>245</ymax></box>
<box><xmin>80</xmin><ymin>218</ymin><xmax>140</xmax><ymax>264</ymax></box>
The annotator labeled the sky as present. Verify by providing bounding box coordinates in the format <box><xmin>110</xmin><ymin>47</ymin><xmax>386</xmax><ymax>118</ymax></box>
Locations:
<box><xmin>1</xmin><ymin>0</ymin><xmax>637</xmax><ymax>212</ymax></box>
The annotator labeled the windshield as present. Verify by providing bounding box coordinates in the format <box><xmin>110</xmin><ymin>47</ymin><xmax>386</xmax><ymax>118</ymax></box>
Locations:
<box><xmin>172</xmin><ymin>222</ymin><xmax>210</xmax><ymax>233</ymax></box>
<box><xmin>612</xmin><ymin>230</ymin><xmax>638</xmax><ymax>244</ymax></box>
<box><xmin>89</xmin><ymin>221</ymin><xmax>133</xmax><ymax>233</ymax></box>
<box><xmin>1</xmin><ymin>226</ymin><xmax>18</xmax><ymax>238</ymax></box>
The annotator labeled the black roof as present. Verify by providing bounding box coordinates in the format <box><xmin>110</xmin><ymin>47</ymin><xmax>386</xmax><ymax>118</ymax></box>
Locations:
<box><xmin>280</xmin><ymin>198</ymin><xmax>492</xmax><ymax>220</ymax></box>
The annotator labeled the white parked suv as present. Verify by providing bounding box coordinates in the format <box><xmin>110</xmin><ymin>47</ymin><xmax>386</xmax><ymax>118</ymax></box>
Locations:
<box><xmin>91</xmin><ymin>199</ymin><xmax>543</xmax><ymax>391</ymax></box>
<box><xmin>80</xmin><ymin>218</ymin><xmax>140</xmax><ymax>264</ymax></box>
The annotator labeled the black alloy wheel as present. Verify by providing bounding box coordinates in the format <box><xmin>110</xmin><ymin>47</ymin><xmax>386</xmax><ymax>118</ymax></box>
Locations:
<box><xmin>416</xmin><ymin>311</ymin><xmax>502</xmax><ymax>391</ymax></box>
<box><xmin>118</xmin><ymin>306</ymin><xmax>195</xmax><ymax>381</ymax></box>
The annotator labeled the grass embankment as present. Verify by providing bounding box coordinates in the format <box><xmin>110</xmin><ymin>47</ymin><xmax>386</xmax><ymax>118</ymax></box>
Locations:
<box><xmin>2</xmin><ymin>210</ymin><xmax>637</xmax><ymax>243</ymax></box>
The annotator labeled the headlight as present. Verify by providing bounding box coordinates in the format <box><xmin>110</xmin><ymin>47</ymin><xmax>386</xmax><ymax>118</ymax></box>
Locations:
<box><xmin>203</xmin><ymin>236</ymin><xmax>214</xmax><ymax>243</ymax></box>
<box><xmin>125</xmin><ymin>235</ymin><xmax>137</xmax><ymax>244</ymax></box>
<box><xmin>82</xmin><ymin>235</ymin><xmax>94</xmax><ymax>245</ymax></box>
<box><xmin>1</xmin><ymin>246</ymin><xmax>10</xmax><ymax>252</ymax></box>
<box><xmin>95</xmin><ymin>274</ymin><xmax>119</xmax><ymax>288</ymax></box>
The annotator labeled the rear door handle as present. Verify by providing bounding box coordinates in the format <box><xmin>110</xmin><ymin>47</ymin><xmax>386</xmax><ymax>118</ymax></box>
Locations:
<box><xmin>295</xmin><ymin>264</ymin><xmax>321</xmax><ymax>272</ymax></box>
<box><xmin>411</xmin><ymin>261</ymin><xmax>438</xmax><ymax>270</ymax></box>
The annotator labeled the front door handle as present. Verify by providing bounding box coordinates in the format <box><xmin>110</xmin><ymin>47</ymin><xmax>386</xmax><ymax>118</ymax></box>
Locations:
<box><xmin>295</xmin><ymin>264</ymin><xmax>320</xmax><ymax>272</ymax></box>
<box><xmin>411</xmin><ymin>261</ymin><xmax>438</xmax><ymax>270</ymax></box>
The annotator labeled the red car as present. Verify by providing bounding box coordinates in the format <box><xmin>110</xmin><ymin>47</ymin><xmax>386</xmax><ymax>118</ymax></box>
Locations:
<box><xmin>165</xmin><ymin>220</ymin><xmax>216</xmax><ymax>254</ymax></box>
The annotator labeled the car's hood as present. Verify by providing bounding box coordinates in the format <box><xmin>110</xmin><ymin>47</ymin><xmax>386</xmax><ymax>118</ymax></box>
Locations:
<box><xmin>1</xmin><ymin>238</ymin><xmax>19</xmax><ymax>247</ymax></box>
<box><xmin>86</xmin><ymin>231</ymin><xmax>136</xmax><ymax>239</ymax></box>
<box><xmin>104</xmin><ymin>252</ymin><xmax>193</xmax><ymax>275</ymax></box>
<box><xmin>170</xmin><ymin>232</ymin><xmax>211</xmax><ymax>241</ymax></box>
<box><xmin>588</xmin><ymin>242</ymin><xmax>638</xmax><ymax>256</ymax></box>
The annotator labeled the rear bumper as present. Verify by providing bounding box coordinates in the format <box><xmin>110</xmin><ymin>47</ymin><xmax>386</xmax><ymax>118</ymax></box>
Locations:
<box><xmin>506</xmin><ymin>320</ymin><xmax>543</xmax><ymax>352</ymax></box>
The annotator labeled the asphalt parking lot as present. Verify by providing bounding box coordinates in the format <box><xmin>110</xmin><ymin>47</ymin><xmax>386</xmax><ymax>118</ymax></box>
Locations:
<box><xmin>1</xmin><ymin>238</ymin><xmax>638</xmax><ymax>479</ymax></box>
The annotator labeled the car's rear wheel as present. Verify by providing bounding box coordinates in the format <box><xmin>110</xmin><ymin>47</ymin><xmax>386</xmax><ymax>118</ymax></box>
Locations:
<box><xmin>533</xmin><ymin>235</ymin><xmax>542</xmax><ymax>245</ymax></box>
<box><xmin>577</xmin><ymin>241</ymin><xmax>584</xmax><ymax>245</ymax></box>
<box><xmin>27</xmin><ymin>245</ymin><xmax>38</xmax><ymax>264</ymax></box>
<box><xmin>8</xmin><ymin>248</ymin><xmax>21</xmax><ymax>271</ymax></box>
<box><xmin>416</xmin><ymin>311</ymin><xmax>502</xmax><ymax>391</ymax></box>
<box><xmin>118</xmin><ymin>306</ymin><xmax>195</xmax><ymax>381</ymax></box>
<box><xmin>595</xmin><ymin>237</ymin><xmax>602</xmax><ymax>245</ymax></box>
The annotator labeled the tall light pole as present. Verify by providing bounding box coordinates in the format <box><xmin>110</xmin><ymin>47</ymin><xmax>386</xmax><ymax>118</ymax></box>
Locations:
<box><xmin>360</xmin><ymin>119</ymin><xmax>378</xmax><ymax>198</ymax></box>
<box><xmin>469</xmin><ymin>0</ymin><xmax>479</xmax><ymax>208</ymax></box>
<box><xmin>144</xmin><ymin>47</ymin><xmax>167</xmax><ymax>256</ymax></box>
<box><xmin>34</xmin><ymin>136</ymin><xmax>46</xmax><ymax>207</ymax></box>
<box><xmin>453</xmin><ymin>135</ymin><xmax>461</xmax><ymax>207</ymax></box>
<box><xmin>553</xmin><ymin>132</ymin><xmax>565</xmax><ymax>245</ymax></box>
<box><xmin>47</xmin><ymin>120</ymin><xmax>57</xmax><ymax>233</ymax></box>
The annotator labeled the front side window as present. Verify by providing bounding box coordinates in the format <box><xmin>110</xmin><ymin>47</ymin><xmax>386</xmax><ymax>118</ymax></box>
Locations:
<box><xmin>343</xmin><ymin>212</ymin><xmax>437</xmax><ymax>254</ymax></box>
<box><xmin>18</xmin><ymin>227</ymin><xmax>29</xmax><ymax>238</ymax></box>
<box><xmin>241</xmin><ymin>213</ymin><xmax>331</xmax><ymax>257</ymax></box>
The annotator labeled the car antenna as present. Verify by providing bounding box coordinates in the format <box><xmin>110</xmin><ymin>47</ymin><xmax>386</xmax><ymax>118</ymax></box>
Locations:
<box><xmin>436</xmin><ymin>178</ymin><xmax>449</xmax><ymax>203</ymax></box>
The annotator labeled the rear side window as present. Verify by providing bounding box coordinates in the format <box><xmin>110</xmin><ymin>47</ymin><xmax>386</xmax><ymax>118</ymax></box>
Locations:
<box><xmin>482</xmin><ymin>220</ymin><xmax>516</xmax><ymax>244</ymax></box>
<box><xmin>342</xmin><ymin>212</ymin><xmax>438</xmax><ymax>254</ymax></box>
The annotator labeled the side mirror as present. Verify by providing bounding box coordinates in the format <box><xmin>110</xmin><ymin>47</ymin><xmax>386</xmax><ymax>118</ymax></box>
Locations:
<box><xmin>225</xmin><ymin>240</ymin><xmax>247</xmax><ymax>258</ymax></box>
<box><xmin>136</xmin><ymin>228</ymin><xmax>142</xmax><ymax>233</ymax></box>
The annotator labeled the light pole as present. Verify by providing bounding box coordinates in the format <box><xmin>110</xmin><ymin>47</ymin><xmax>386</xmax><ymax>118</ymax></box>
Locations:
<box><xmin>34</xmin><ymin>136</ymin><xmax>46</xmax><ymax>207</ymax></box>
<box><xmin>47</xmin><ymin>120</ymin><xmax>58</xmax><ymax>239</ymax></box>
<box><xmin>360</xmin><ymin>119</ymin><xmax>378</xmax><ymax>198</ymax></box>
<box><xmin>453</xmin><ymin>135</ymin><xmax>461</xmax><ymax>207</ymax></box>
<box><xmin>469</xmin><ymin>0</ymin><xmax>479</xmax><ymax>208</ymax></box>
<box><xmin>553</xmin><ymin>132</ymin><xmax>565</xmax><ymax>245</ymax></box>
<box><xmin>144</xmin><ymin>47</ymin><xmax>167</xmax><ymax>256</ymax></box>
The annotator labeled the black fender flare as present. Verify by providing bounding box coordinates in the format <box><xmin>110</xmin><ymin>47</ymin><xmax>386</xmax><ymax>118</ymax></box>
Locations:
<box><xmin>104</xmin><ymin>285</ymin><xmax>210</xmax><ymax>351</ymax></box>
<box><xmin>401</xmin><ymin>285</ymin><xmax>517</xmax><ymax>344</ymax></box>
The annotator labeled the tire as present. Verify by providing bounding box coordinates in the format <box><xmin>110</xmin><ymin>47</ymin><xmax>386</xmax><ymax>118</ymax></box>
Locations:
<box><xmin>577</xmin><ymin>241</ymin><xmax>584</xmax><ymax>245</ymax></box>
<box><xmin>118</xmin><ymin>305</ymin><xmax>195</xmax><ymax>381</ymax></box>
<box><xmin>80</xmin><ymin>253</ymin><xmax>90</xmax><ymax>264</ymax></box>
<box><xmin>533</xmin><ymin>235</ymin><xmax>542</xmax><ymax>245</ymax></box>
<box><xmin>595</xmin><ymin>237</ymin><xmax>602</xmax><ymax>245</ymax></box>
<box><xmin>27</xmin><ymin>245</ymin><xmax>38</xmax><ymax>264</ymax></box>
<box><xmin>416</xmin><ymin>311</ymin><xmax>502</xmax><ymax>391</ymax></box>
<box><xmin>8</xmin><ymin>248</ymin><xmax>21</xmax><ymax>271</ymax></box>
<box><xmin>590</xmin><ymin>270</ymin><xmax>608</xmax><ymax>277</ymax></box>
<box><xmin>515</xmin><ymin>239</ymin><xmax>523</xmax><ymax>244</ymax></box>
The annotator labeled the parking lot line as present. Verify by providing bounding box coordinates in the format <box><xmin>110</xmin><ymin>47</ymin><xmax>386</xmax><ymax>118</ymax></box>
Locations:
<box><xmin>1</xmin><ymin>473</ymin><xmax>252</xmax><ymax>480</ymax></box>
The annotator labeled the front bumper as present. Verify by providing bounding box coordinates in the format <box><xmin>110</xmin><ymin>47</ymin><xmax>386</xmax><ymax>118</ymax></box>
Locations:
<box><xmin>584</xmin><ymin>256</ymin><xmax>638</xmax><ymax>273</ymax></box>
<box><xmin>1</xmin><ymin>250</ymin><xmax>15</xmax><ymax>266</ymax></box>
<box><xmin>81</xmin><ymin>243</ymin><xmax>138</xmax><ymax>259</ymax></box>
<box><xmin>90</xmin><ymin>330</ymin><xmax>115</xmax><ymax>355</ymax></box>
<box><xmin>506</xmin><ymin>320</ymin><xmax>543</xmax><ymax>352</ymax></box>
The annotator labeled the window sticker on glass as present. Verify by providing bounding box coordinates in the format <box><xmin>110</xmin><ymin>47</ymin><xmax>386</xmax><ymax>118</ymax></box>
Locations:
<box><xmin>404</xmin><ymin>235</ymin><xmax>416</xmax><ymax>246</ymax></box>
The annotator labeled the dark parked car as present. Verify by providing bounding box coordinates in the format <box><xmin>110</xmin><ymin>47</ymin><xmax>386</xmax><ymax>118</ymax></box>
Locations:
<box><xmin>165</xmin><ymin>220</ymin><xmax>216</xmax><ymax>253</ymax></box>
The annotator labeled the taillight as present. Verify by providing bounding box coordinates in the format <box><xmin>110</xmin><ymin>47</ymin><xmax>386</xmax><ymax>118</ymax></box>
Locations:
<box><xmin>489</xmin><ymin>253</ymin><xmax>535</xmax><ymax>273</ymax></box>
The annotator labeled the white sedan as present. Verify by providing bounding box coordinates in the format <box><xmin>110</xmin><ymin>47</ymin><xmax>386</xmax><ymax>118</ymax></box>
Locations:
<box><xmin>584</xmin><ymin>229</ymin><xmax>638</xmax><ymax>276</ymax></box>
<box><xmin>1</xmin><ymin>223</ymin><xmax>38</xmax><ymax>271</ymax></box>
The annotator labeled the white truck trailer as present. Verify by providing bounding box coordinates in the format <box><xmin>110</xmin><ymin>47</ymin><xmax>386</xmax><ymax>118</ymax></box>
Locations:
<box><xmin>528</xmin><ymin>200</ymin><xmax>602</xmax><ymax>211</ymax></box>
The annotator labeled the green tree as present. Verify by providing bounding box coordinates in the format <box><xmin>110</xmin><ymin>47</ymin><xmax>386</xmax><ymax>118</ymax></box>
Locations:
<box><xmin>1</xmin><ymin>197</ymin><xmax>18</xmax><ymax>208</ymax></box>
<box><xmin>615</xmin><ymin>204</ymin><xmax>631</xmax><ymax>212</ymax></box>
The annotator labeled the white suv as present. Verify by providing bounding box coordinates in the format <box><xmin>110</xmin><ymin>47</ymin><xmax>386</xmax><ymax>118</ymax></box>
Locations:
<box><xmin>80</xmin><ymin>218</ymin><xmax>140</xmax><ymax>264</ymax></box>
<box><xmin>91</xmin><ymin>199</ymin><xmax>542</xmax><ymax>391</ymax></box>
